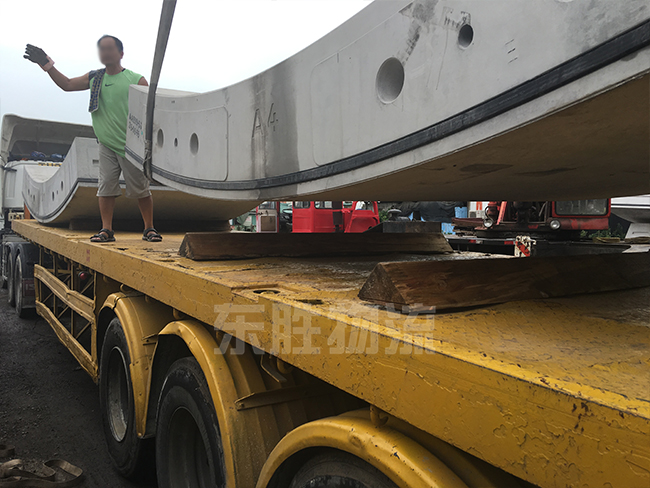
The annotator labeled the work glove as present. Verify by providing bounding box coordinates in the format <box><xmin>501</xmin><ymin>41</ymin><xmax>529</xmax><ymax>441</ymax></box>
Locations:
<box><xmin>24</xmin><ymin>44</ymin><xmax>54</xmax><ymax>71</ymax></box>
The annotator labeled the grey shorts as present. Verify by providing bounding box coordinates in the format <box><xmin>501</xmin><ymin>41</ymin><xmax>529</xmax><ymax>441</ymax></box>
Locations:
<box><xmin>97</xmin><ymin>143</ymin><xmax>151</xmax><ymax>199</ymax></box>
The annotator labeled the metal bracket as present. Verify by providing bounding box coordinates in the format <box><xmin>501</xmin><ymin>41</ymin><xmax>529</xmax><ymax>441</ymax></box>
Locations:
<box><xmin>236</xmin><ymin>385</ymin><xmax>323</xmax><ymax>411</ymax></box>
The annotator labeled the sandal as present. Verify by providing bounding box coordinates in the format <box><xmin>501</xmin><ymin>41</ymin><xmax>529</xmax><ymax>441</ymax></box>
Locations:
<box><xmin>90</xmin><ymin>228</ymin><xmax>115</xmax><ymax>243</ymax></box>
<box><xmin>143</xmin><ymin>228</ymin><xmax>163</xmax><ymax>242</ymax></box>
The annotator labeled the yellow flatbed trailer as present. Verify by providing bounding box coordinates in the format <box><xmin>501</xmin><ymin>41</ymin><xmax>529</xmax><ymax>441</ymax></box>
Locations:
<box><xmin>11</xmin><ymin>219</ymin><xmax>650</xmax><ymax>488</ymax></box>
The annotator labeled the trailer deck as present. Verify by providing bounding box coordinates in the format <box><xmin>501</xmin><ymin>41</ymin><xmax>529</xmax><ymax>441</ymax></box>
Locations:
<box><xmin>12</xmin><ymin>219</ymin><xmax>650</xmax><ymax>487</ymax></box>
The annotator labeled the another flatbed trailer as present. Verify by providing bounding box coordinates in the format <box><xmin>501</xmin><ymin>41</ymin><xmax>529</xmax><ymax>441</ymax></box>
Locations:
<box><xmin>11</xmin><ymin>219</ymin><xmax>650</xmax><ymax>488</ymax></box>
<box><xmin>447</xmin><ymin>236</ymin><xmax>635</xmax><ymax>257</ymax></box>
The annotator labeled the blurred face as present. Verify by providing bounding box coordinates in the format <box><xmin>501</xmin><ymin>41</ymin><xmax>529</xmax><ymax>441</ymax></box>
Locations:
<box><xmin>98</xmin><ymin>37</ymin><xmax>123</xmax><ymax>66</ymax></box>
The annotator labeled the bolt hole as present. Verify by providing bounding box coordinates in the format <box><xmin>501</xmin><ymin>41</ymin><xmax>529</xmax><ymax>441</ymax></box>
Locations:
<box><xmin>190</xmin><ymin>133</ymin><xmax>199</xmax><ymax>155</ymax></box>
<box><xmin>157</xmin><ymin>129</ymin><xmax>164</xmax><ymax>148</ymax></box>
<box><xmin>376</xmin><ymin>57</ymin><xmax>405</xmax><ymax>104</ymax></box>
<box><xmin>60</xmin><ymin>181</ymin><xmax>63</xmax><ymax>190</ymax></box>
<box><xmin>253</xmin><ymin>289</ymin><xmax>280</xmax><ymax>295</ymax></box>
<box><xmin>174</xmin><ymin>138</ymin><xmax>178</xmax><ymax>147</ymax></box>
<box><xmin>458</xmin><ymin>24</ymin><xmax>474</xmax><ymax>48</ymax></box>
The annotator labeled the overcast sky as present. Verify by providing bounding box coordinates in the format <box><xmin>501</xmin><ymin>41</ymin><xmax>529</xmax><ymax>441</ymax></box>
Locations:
<box><xmin>0</xmin><ymin>0</ymin><xmax>371</xmax><ymax>126</ymax></box>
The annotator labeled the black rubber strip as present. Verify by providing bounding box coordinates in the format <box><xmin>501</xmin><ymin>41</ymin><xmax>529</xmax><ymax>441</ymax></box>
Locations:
<box><xmin>126</xmin><ymin>19</ymin><xmax>650</xmax><ymax>192</ymax></box>
<box><xmin>25</xmin><ymin>178</ymin><xmax>126</xmax><ymax>222</ymax></box>
<box><xmin>24</xmin><ymin>180</ymin><xmax>82</xmax><ymax>223</ymax></box>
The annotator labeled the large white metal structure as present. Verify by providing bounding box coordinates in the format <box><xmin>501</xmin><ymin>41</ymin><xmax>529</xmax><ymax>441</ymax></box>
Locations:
<box><xmin>21</xmin><ymin>133</ymin><xmax>253</xmax><ymax>224</ymax></box>
<box><xmin>125</xmin><ymin>0</ymin><xmax>650</xmax><ymax>213</ymax></box>
<box><xmin>1</xmin><ymin>115</ymin><xmax>255</xmax><ymax>224</ymax></box>
<box><xmin>612</xmin><ymin>195</ymin><xmax>650</xmax><ymax>224</ymax></box>
<box><xmin>612</xmin><ymin>194</ymin><xmax>650</xmax><ymax>239</ymax></box>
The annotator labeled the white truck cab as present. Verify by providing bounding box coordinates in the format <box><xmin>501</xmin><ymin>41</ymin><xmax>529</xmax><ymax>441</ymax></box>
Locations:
<box><xmin>0</xmin><ymin>114</ymin><xmax>95</xmax><ymax>316</ymax></box>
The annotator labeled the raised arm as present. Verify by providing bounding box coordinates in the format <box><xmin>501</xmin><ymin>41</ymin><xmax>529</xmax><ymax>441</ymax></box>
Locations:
<box><xmin>47</xmin><ymin>68</ymin><xmax>90</xmax><ymax>92</ymax></box>
<box><xmin>24</xmin><ymin>44</ymin><xmax>89</xmax><ymax>92</ymax></box>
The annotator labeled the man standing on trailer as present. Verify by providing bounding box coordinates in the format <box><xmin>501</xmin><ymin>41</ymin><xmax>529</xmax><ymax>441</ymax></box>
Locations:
<box><xmin>24</xmin><ymin>36</ymin><xmax>163</xmax><ymax>243</ymax></box>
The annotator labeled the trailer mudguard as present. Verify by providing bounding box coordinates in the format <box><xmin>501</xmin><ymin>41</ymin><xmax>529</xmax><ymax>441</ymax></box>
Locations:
<box><xmin>257</xmin><ymin>413</ymin><xmax>469</xmax><ymax>488</ymax></box>
<box><xmin>99</xmin><ymin>292</ymin><xmax>175</xmax><ymax>436</ymax></box>
<box><xmin>154</xmin><ymin>319</ymin><xmax>281</xmax><ymax>488</ymax></box>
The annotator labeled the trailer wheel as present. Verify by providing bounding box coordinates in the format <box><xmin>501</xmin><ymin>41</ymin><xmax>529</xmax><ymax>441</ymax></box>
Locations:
<box><xmin>7</xmin><ymin>252</ymin><xmax>15</xmax><ymax>307</ymax></box>
<box><xmin>289</xmin><ymin>451</ymin><xmax>398</xmax><ymax>488</ymax></box>
<box><xmin>14</xmin><ymin>255</ymin><xmax>32</xmax><ymax>319</ymax></box>
<box><xmin>156</xmin><ymin>357</ymin><xmax>226</xmax><ymax>488</ymax></box>
<box><xmin>99</xmin><ymin>318</ymin><xmax>155</xmax><ymax>480</ymax></box>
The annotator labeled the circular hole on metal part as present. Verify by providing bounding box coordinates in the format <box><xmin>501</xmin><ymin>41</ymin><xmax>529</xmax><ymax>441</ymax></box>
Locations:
<box><xmin>174</xmin><ymin>138</ymin><xmax>178</xmax><ymax>147</ymax></box>
<box><xmin>157</xmin><ymin>129</ymin><xmax>164</xmax><ymax>148</ymax></box>
<box><xmin>376</xmin><ymin>57</ymin><xmax>405</xmax><ymax>104</ymax></box>
<box><xmin>253</xmin><ymin>289</ymin><xmax>280</xmax><ymax>295</ymax></box>
<box><xmin>51</xmin><ymin>192</ymin><xmax>55</xmax><ymax>201</ymax></box>
<box><xmin>190</xmin><ymin>133</ymin><xmax>199</xmax><ymax>155</ymax></box>
<box><xmin>458</xmin><ymin>24</ymin><xmax>474</xmax><ymax>48</ymax></box>
<box><xmin>60</xmin><ymin>181</ymin><xmax>64</xmax><ymax>190</ymax></box>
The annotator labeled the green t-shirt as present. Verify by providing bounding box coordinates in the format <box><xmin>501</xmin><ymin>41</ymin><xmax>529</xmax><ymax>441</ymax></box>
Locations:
<box><xmin>89</xmin><ymin>68</ymin><xmax>142</xmax><ymax>157</ymax></box>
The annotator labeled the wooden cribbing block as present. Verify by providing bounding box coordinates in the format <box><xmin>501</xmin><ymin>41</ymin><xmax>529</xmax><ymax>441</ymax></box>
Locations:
<box><xmin>179</xmin><ymin>232</ymin><xmax>452</xmax><ymax>261</ymax></box>
<box><xmin>358</xmin><ymin>251</ymin><xmax>650</xmax><ymax>312</ymax></box>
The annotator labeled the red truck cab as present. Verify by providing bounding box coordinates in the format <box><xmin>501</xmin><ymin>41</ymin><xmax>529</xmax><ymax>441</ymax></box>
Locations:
<box><xmin>292</xmin><ymin>201</ymin><xmax>380</xmax><ymax>233</ymax></box>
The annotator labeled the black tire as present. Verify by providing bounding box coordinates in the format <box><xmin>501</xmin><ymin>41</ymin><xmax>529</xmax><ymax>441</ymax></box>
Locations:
<box><xmin>99</xmin><ymin>318</ymin><xmax>155</xmax><ymax>480</ymax></box>
<box><xmin>156</xmin><ymin>357</ymin><xmax>226</xmax><ymax>488</ymax></box>
<box><xmin>289</xmin><ymin>451</ymin><xmax>399</xmax><ymax>488</ymax></box>
<box><xmin>7</xmin><ymin>252</ymin><xmax>15</xmax><ymax>307</ymax></box>
<box><xmin>14</xmin><ymin>255</ymin><xmax>32</xmax><ymax>319</ymax></box>
<box><xmin>1</xmin><ymin>248</ymin><xmax>7</xmax><ymax>289</ymax></box>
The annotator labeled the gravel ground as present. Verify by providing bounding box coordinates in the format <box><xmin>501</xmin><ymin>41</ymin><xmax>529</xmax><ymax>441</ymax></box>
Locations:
<box><xmin>0</xmin><ymin>287</ymin><xmax>156</xmax><ymax>487</ymax></box>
